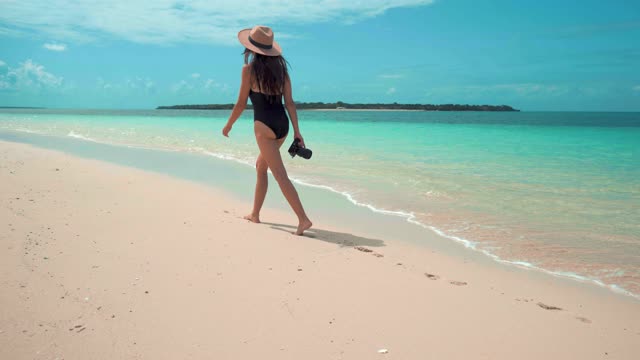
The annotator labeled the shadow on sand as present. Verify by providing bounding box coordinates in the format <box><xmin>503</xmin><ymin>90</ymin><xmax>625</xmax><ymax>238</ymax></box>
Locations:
<box><xmin>261</xmin><ymin>222</ymin><xmax>386</xmax><ymax>248</ymax></box>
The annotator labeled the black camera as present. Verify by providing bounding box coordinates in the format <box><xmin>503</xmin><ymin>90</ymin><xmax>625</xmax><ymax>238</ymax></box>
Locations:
<box><xmin>288</xmin><ymin>138</ymin><xmax>312</xmax><ymax>159</ymax></box>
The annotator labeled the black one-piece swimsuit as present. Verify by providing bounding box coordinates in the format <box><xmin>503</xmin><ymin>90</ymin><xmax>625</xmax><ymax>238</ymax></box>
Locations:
<box><xmin>249</xmin><ymin>89</ymin><xmax>289</xmax><ymax>139</ymax></box>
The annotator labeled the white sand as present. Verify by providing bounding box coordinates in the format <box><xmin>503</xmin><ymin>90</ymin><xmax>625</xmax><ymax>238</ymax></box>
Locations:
<box><xmin>1</xmin><ymin>140</ymin><xmax>638</xmax><ymax>359</ymax></box>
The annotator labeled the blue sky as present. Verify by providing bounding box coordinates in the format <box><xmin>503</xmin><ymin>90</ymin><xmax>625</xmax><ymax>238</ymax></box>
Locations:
<box><xmin>0</xmin><ymin>0</ymin><xmax>639</xmax><ymax>111</ymax></box>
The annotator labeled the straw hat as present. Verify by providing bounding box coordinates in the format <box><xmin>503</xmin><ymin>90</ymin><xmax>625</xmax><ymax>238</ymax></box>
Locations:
<box><xmin>238</xmin><ymin>25</ymin><xmax>282</xmax><ymax>56</ymax></box>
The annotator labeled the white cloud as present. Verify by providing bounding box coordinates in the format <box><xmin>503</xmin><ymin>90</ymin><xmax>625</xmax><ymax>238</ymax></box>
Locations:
<box><xmin>0</xmin><ymin>1</ymin><xmax>434</xmax><ymax>44</ymax></box>
<box><xmin>43</xmin><ymin>42</ymin><xmax>67</xmax><ymax>51</ymax></box>
<box><xmin>633</xmin><ymin>85</ymin><xmax>640</xmax><ymax>91</ymax></box>
<box><xmin>386</xmin><ymin>87</ymin><xmax>397</xmax><ymax>95</ymax></box>
<box><xmin>171</xmin><ymin>79</ymin><xmax>191</xmax><ymax>93</ymax></box>
<box><xmin>0</xmin><ymin>59</ymin><xmax>63</xmax><ymax>90</ymax></box>
<box><xmin>0</xmin><ymin>60</ymin><xmax>6</xmax><ymax>67</ymax></box>
<box><xmin>173</xmin><ymin>74</ymin><xmax>227</xmax><ymax>93</ymax></box>
<box><xmin>379</xmin><ymin>74</ymin><xmax>404</xmax><ymax>79</ymax></box>
<box><xmin>126</xmin><ymin>77</ymin><xmax>155</xmax><ymax>91</ymax></box>
<box><xmin>96</xmin><ymin>77</ymin><xmax>110</xmax><ymax>89</ymax></box>
<box><xmin>97</xmin><ymin>76</ymin><xmax>155</xmax><ymax>92</ymax></box>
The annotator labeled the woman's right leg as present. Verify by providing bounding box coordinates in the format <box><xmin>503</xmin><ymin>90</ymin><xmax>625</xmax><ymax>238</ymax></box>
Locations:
<box><xmin>254</xmin><ymin>121</ymin><xmax>312</xmax><ymax>235</ymax></box>
<box><xmin>245</xmin><ymin>135</ymin><xmax>287</xmax><ymax>223</ymax></box>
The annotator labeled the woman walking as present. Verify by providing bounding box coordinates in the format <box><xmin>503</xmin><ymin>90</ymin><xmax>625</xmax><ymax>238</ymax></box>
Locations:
<box><xmin>222</xmin><ymin>25</ymin><xmax>312</xmax><ymax>236</ymax></box>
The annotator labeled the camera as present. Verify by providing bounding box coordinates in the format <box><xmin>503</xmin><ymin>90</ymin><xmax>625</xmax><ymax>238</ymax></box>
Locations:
<box><xmin>288</xmin><ymin>138</ymin><xmax>312</xmax><ymax>159</ymax></box>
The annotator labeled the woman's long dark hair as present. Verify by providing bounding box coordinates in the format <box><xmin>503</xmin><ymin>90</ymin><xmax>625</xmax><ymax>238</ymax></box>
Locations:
<box><xmin>244</xmin><ymin>48</ymin><xmax>290</xmax><ymax>100</ymax></box>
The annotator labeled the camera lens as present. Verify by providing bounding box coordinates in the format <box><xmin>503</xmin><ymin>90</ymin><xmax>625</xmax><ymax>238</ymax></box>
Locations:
<box><xmin>296</xmin><ymin>147</ymin><xmax>312</xmax><ymax>159</ymax></box>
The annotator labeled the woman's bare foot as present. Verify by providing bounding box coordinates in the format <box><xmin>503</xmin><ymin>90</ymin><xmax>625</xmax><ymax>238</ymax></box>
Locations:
<box><xmin>243</xmin><ymin>214</ymin><xmax>260</xmax><ymax>223</ymax></box>
<box><xmin>295</xmin><ymin>219</ymin><xmax>313</xmax><ymax>236</ymax></box>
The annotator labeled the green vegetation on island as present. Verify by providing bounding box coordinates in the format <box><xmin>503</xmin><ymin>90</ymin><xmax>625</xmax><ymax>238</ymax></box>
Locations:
<box><xmin>157</xmin><ymin>101</ymin><xmax>519</xmax><ymax>112</ymax></box>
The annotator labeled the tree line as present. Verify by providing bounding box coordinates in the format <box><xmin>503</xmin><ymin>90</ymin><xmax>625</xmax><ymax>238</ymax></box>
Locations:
<box><xmin>157</xmin><ymin>101</ymin><xmax>519</xmax><ymax>111</ymax></box>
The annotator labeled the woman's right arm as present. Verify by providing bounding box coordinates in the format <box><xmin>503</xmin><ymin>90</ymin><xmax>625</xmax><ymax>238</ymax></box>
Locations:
<box><xmin>283</xmin><ymin>75</ymin><xmax>305</xmax><ymax>147</ymax></box>
<box><xmin>222</xmin><ymin>65</ymin><xmax>251</xmax><ymax>137</ymax></box>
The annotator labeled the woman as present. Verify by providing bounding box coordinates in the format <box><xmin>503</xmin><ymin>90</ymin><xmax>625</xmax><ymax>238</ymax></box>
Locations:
<box><xmin>222</xmin><ymin>25</ymin><xmax>312</xmax><ymax>236</ymax></box>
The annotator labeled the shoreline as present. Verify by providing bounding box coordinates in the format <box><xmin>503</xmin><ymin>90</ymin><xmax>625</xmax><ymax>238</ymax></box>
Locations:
<box><xmin>1</xmin><ymin>139</ymin><xmax>638</xmax><ymax>359</ymax></box>
<box><xmin>1</xmin><ymin>129</ymin><xmax>638</xmax><ymax>300</ymax></box>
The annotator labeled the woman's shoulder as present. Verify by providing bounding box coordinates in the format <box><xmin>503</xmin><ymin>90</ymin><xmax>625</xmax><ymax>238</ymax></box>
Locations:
<box><xmin>241</xmin><ymin>64</ymin><xmax>252</xmax><ymax>79</ymax></box>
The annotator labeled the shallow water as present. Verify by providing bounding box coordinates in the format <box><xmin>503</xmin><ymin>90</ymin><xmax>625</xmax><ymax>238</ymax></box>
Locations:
<box><xmin>1</xmin><ymin>108</ymin><xmax>639</xmax><ymax>297</ymax></box>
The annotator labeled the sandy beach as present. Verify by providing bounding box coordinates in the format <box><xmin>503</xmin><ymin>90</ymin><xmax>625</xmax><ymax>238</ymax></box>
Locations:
<box><xmin>1</xmin><ymin>139</ymin><xmax>638</xmax><ymax>360</ymax></box>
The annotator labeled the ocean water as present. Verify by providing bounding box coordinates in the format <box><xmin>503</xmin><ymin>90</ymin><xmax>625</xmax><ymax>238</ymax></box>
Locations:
<box><xmin>1</xmin><ymin>108</ymin><xmax>639</xmax><ymax>297</ymax></box>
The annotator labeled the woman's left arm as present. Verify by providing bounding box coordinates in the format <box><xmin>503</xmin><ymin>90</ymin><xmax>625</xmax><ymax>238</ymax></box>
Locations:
<box><xmin>222</xmin><ymin>65</ymin><xmax>251</xmax><ymax>137</ymax></box>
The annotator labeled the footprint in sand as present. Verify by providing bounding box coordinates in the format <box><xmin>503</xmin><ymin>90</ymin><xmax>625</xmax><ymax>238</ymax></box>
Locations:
<box><xmin>353</xmin><ymin>247</ymin><xmax>383</xmax><ymax>258</ymax></box>
<box><xmin>515</xmin><ymin>298</ymin><xmax>533</xmax><ymax>302</ymax></box>
<box><xmin>353</xmin><ymin>246</ymin><xmax>383</xmax><ymax>258</ymax></box>
<box><xmin>575</xmin><ymin>316</ymin><xmax>592</xmax><ymax>323</ymax></box>
<box><xmin>424</xmin><ymin>273</ymin><xmax>440</xmax><ymax>280</ymax></box>
<box><xmin>449</xmin><ymin>281</ymin><xmax>467</xmax><ymax>286</ymax></box>
<box><xmin>537</xmin><ymin>302</ymin><xmax>562</xmax><ymax>311</ymax></box>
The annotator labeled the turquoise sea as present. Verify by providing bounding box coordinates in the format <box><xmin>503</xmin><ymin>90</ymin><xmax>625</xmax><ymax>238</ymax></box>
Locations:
<box><xmin>1</xmin><ymin>109</ymin><xmax>639</xmax><ymax>297</ymax></box>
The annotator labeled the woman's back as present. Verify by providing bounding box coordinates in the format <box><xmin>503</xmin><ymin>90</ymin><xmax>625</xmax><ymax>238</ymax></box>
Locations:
<box><xmin>249</xmin><ymin>88</ymin><xmax>289</xmax><ymax>139</ymax></box>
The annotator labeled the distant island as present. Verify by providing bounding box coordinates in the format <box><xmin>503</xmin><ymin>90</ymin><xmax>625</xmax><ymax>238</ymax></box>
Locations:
<box><xmin>157</xmin><ymin>101</ymin><xmax>519</xmax><ymax>112</ymax></box>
